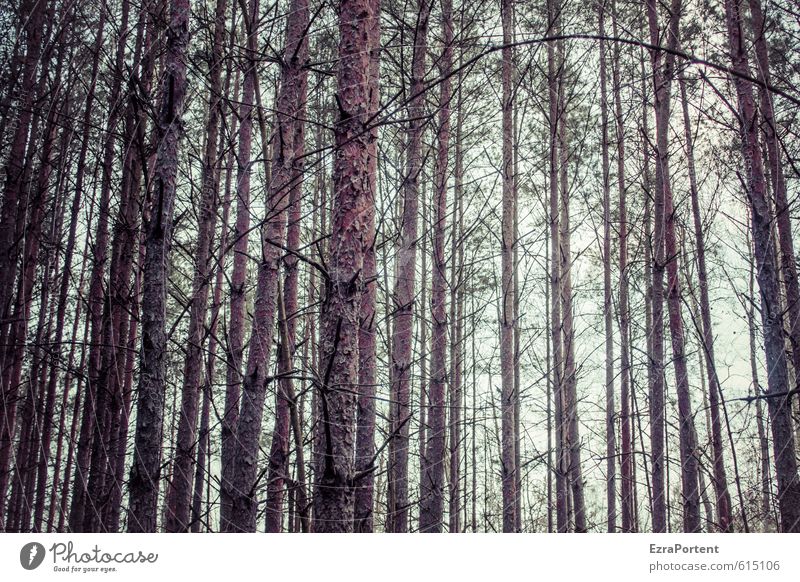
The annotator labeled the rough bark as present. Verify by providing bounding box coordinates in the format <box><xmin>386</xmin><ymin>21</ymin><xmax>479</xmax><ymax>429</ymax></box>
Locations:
<box><xmin>165</xmin><ymin>0</ymin><xmax>228</xmax><ymax>532</ymax></box>
<box><xmin>353</xmin><ymin>0</ymin><xmax>381</xmax><ymax>533</ymax></box>
<box><xmin>723</xmin><ymin>0</ymin><xmax>800</xmax><ymax>533</ymax></box>
<box><xmin>312</xmin><ymin>0</ymin><xmax>379</xmax><ymax>532</ymax></box>
<box><xmin>228</xmin><ymin>0</ymin><xmax>308</xmax><ymax>532</ymax></box>
<box><xmin>127</xmin><ymin>0</ymin><xmax>190</xmax><ymax>532</ymax></box>
<box><xmin>219</xmin><ymin>0</ymin><xmax>258</xmax><ymax>530</ymax></box>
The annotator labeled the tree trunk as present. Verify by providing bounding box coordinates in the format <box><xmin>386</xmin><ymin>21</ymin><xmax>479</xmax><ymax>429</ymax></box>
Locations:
<box><xmin>678</xmin><ymin>68</ymin><xmax>732</xmax><ymax>532</ymax></box>
<box><xmin>420</xmin><ymin>0</ymin><xmax>452</xmax><ymax>535</ymax></box>
<box><xmin>165</xmin><ymin>0</ymin><xmax>228</xmax><ymax>532</ymax></box>
<box><xmin>219</xmin><ymin>0</ymin><xmax>258</xmax><ymax>531</ymax></box>
<box><xmin>611</xmin><ymin>0</ymin><xmax>634</xmax><ymax>534</ymax></box>
<box><xmin>353</xmin><ymin>0</ymin><xmax>381</xmax><ymax>533</ymax></box>
<box><xmin>312</xmin><ymin>0</ymin><xmax>379</xmax><ymax>532</ymax></box>
<box><xmin>598</xmin><ymin>0</ymin><xmax>616</xmax><ymax>533</ymax></box>
<box><xmin>723</xmin><ymin>0</ymin><xmax>800</xmax><ymax>533</ymax></box>
<box><xmin>499</xmin><ymin>0</ymin><xmax>517</xmax><ymax>534</ymax></box>
<box><xmin>388</xmin><ymin>0</ymin><xmax>429</xmax><ymax>533</ymax></box>
<box><xmin>127</xmin><ymin>0</ymin><xmax>190</xmax><ymax>532</ymax></box>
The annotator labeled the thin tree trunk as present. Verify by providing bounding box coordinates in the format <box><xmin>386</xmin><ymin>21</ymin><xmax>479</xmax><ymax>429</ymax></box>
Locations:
<box><xmin>499</xmin><ymin>0</ymin><xmax>517</xmax><ymax>534</ymax></box>
<box><xmin>547</xmin><ymin>0</ymin><xmax>567</xmax><ymax>533</ymax></box>
<box><xmin>678</xmin><ymin>69</ymin><xmax>732</xmax><ymax>532</ymax></box>
<box><xmin>353</xmin><ymin>0</ymin><xmax>381</xmax><ymax>533</ymax></box>
<box><xmin>165</xmin><ymin>0</ymin><xmax>229</xmax><ymax>532</ymax></box>
<box><xmin>598</xmin><ymin>0</ymin><xmax>616</xmax><ymax>533</ymax></box>
<box><xmin>388</xmin><ymin>0</ymin><xmax>429</xmax><ymax>533</ymax></box>
<box><xmin>558</xmin><ymin>44</ymin><xmax>586</xmax><ymax>533</ymax></box>
<box><xmin>219</xmin><ymin>0</ymin><xmax>258</xmax><ymax>530</ymax></box>
<box><xmin>449</xmin><ymin>48</ymin><xmax>464</xmax><ymax>535</ymax></box>
<box><xmin>420</xmin><ymin>0</ymin><xmax>452</xmax><ymax>535</ymax></box>
<box><xmin>748</xmin><ymin>240</ymin><xmax>776</xmax><ymax>531</ymax></box>
<box><xmin>611</xmin><ymin>0</ymin><xmax>634</xmax><ymax>534</ymax></box>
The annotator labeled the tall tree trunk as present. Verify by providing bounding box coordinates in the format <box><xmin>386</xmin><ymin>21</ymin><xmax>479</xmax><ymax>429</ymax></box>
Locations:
<box><xmin>71</xmin><ymin>0</ymin><xmax>132</xmax><ymax>531</ymax></box>
<box><xmin>723</xmin><ymin>0</ymin><xmax>800</xmax><ymax>533</ymax></box>
<box><xmin>598</xmin><ymin>0</ymin><xmax>616</xmax><ymax>533</ymax></box>
<box><xmin>126</xmin><ymin>0</ymin><xmax>190</xmax><ymax>532</ymax></box>
<box><xmin>219</xmin><ymin>0</ymin><xmax>258</xmax><ymax>531</ymax></box>
<box><xmin>449</xmin><ymin>49</ymin><xmax>464</xmax><ymax>535</ymax></box>
<box><xmin>748</xmin><ymin>239</ymin><xmax>776</xmax><ymax>531</ymax></box>
<box><xmin>312</xmin><ymin>0</ymin><xmax>379</xmax><ymax>532</ymax></box>
<box><xmin>388</xmin><ymin>0</ymin><xmax>429</xmax><ymax>533</ymax></box>
<box><xmin>611</xmin><ymin>0</ymin><xmax>634</xmax><ymax>534</ymax></box>
<box><xmin>499</xmin><ymin>0</ymin><xmax>517</xmax><ymax>534</ymax></box>
<box><xmin>643</xmin><ymin>0</ymin><xmax>680</xmax><ymax>533</ymax></box>
<box><xmin>353</xmin><ymin>0</ymin><xmax>381</xmax><ymax>533</ymax></box>
<box><xmin>165</xmin><ymin>0</ymin><xmax>229</xmax><ymax>532</ymax></box>
<box><xmin>747</xmin><ymin>0</ymin><xmax>800</xmax><ymax>451</ymax></box>
<box><xmin>263</xmin><ymin>0</ymin><xmax>311</xmax><ymax>532</ymax></box>
<box><xmin>420</xmin><ymin>0</ymin><xmax>452</xmax><ymax>535</ymax></box>
<box><xmin>678</xmin><ymin>69</ymin><xmax>732</xmax><ymax>532</ymax></box>
<box><xmin>228</xmin><ymin>0</ymin><xmax>309</xmax><ymax>532</ymax></box>
<box><xmin>0</xmin><ymin>0</ymin><xmax>48</xmax><ymax>529</ymax></box>
<box><xmin>558</xmin><ymin>40</ymin><xmax>586</xmax><ymax>533</ymax></box>
<box><xmin>546</xmin><ymin>0</ymin><xmax>567</xmax><ymax>533</ymax></box>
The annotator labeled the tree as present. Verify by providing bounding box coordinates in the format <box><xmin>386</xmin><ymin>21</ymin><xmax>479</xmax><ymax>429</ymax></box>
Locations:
<box><xmin>127</xmin><ymin>0</ymin><xmax>190</xmax><ymax>533</ymax></box>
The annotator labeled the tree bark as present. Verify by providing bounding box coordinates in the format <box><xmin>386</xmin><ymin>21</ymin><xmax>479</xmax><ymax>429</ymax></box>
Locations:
<box><xmin>388</xmin><ymin>0</ymin><xmax>429</xmax><ymax>533</ymax></box>
<box><xmin>723</xmin><ymin>0</ymin><xmax>800</xmax><ymax>533</ymax></box>
<box><xmin>312</xmin><ymin>0</ymin><xmax>379</xmax><ymax>532</ymax></box>
<box><xmin>420</xmin><ymin>0</ymin><xmax>452</xmax><ymax>535</ymax></box>
<box><xmin>353</xmin><ymin>0</ymin><xmax>381</xmax><ymax>533</ymax></box>
<box><xmin>598</xmin><ymin>0</ymin><xmax>616</xmax><ymax>533</ymax></box>
<box><xmin>499</xmin><ymin>0</ymin><xmax>517</xmax><ymax>534</ymax></box>
<box><xmin>127</xmin><ymin>0</ymin><xmax>190</xmax><ymax>532</ymax></box>
<box><xmin>219</xmin><ymin>0</ymin><xmax>258</xmax><ymax>531</ymax></box>
<box><xmin>165</xmin><ymin>0</ymin><xmax>229</xmax><ymax>532</ymax></box>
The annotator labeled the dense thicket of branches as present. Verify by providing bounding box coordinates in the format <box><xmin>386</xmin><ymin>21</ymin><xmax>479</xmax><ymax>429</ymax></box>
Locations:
<box><xmin>0</xmin><ymin>0</ymin><xmax>799</xmax><ymax>532</ymax></box>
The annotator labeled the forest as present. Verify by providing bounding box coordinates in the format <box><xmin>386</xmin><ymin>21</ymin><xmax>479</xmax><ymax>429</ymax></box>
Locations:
<box><xmin>0</xmin><ymin>0</ymin><xmax>798</xmax><ymax>534</ymax></box>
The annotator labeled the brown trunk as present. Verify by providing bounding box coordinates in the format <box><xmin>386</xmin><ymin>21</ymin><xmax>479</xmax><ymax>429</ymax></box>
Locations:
<box><xmin>723</xmin><ymin>0</ymin><xmax>800</xmax><ymax>533</ymax></box>
<box><xmin>312</xmin><ymin>0</ymin><xmax>379</xmax><ymax>532</ymax></box>
<box><xmin>353</xmin><ymin>0</ymin><xmax>381</xmax><ymax>533</ymax></box>
<box><xmin>558</xmin><ymin>43</ymin><xmax>586</xmax><ymax>533</ymax></box>
<box><xmin>749</xmin><ymin>244</ymin><xmax>776</xmax><ymax>531</ymax></box>
<box><xmin>264</xmin><ymin>0</ymin><xmax>311</xmax><ymax>532</ymax></box>
<box><xmin>0</xmin><ymin>0</ymin><xmax>47</xmax><ymax>528</ymax></box>
<box><xmin>219</xmin><ymin>0</ymin><xmax>257</xmax><ymax>530</ymax></box>
<box><xmin>546</xmin><ymin>0</ymin><xmax>568</xmax><ymax>533</ymax></box>
<box><xmin>449</xmin><ymin>50</ymin><xmax>464</xmax><ymax>535</ymax></box>
<box><xmin>644</xmin><ymin>0</ymin><xmax>677</xmax><ymax>533</ymax></box>
<box><xmin>127</xmin><ymin>0</ymin><xmax>190</xmax><ymax>532</ymax></box>
<box><xmin>388</xmin><ymin>0</ymin><xmax>429</xmax><ymax>533</ymax></box>
<box><xmin>71</xmin><ymin>0</ymin><xmax>132</xmax><ymax>531</ymax></box>
<box><xmin>420</xmin><ymin>0</ymin><xmax>452</xmax><ymax>535</ymax></box>
<box><xmin>228</xmin><ymin>0</ymin><xmax>308</xmax><ymax>532</ymax></box>
<box><xmin>611</xmin><ymin>0</ymin><xmax>634</xmax><ymax>534</ymax></box>
<box><xmin>165</xmin><ymin>0</ymin><xmax>229</xmax><ymax>532</ymax></box>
